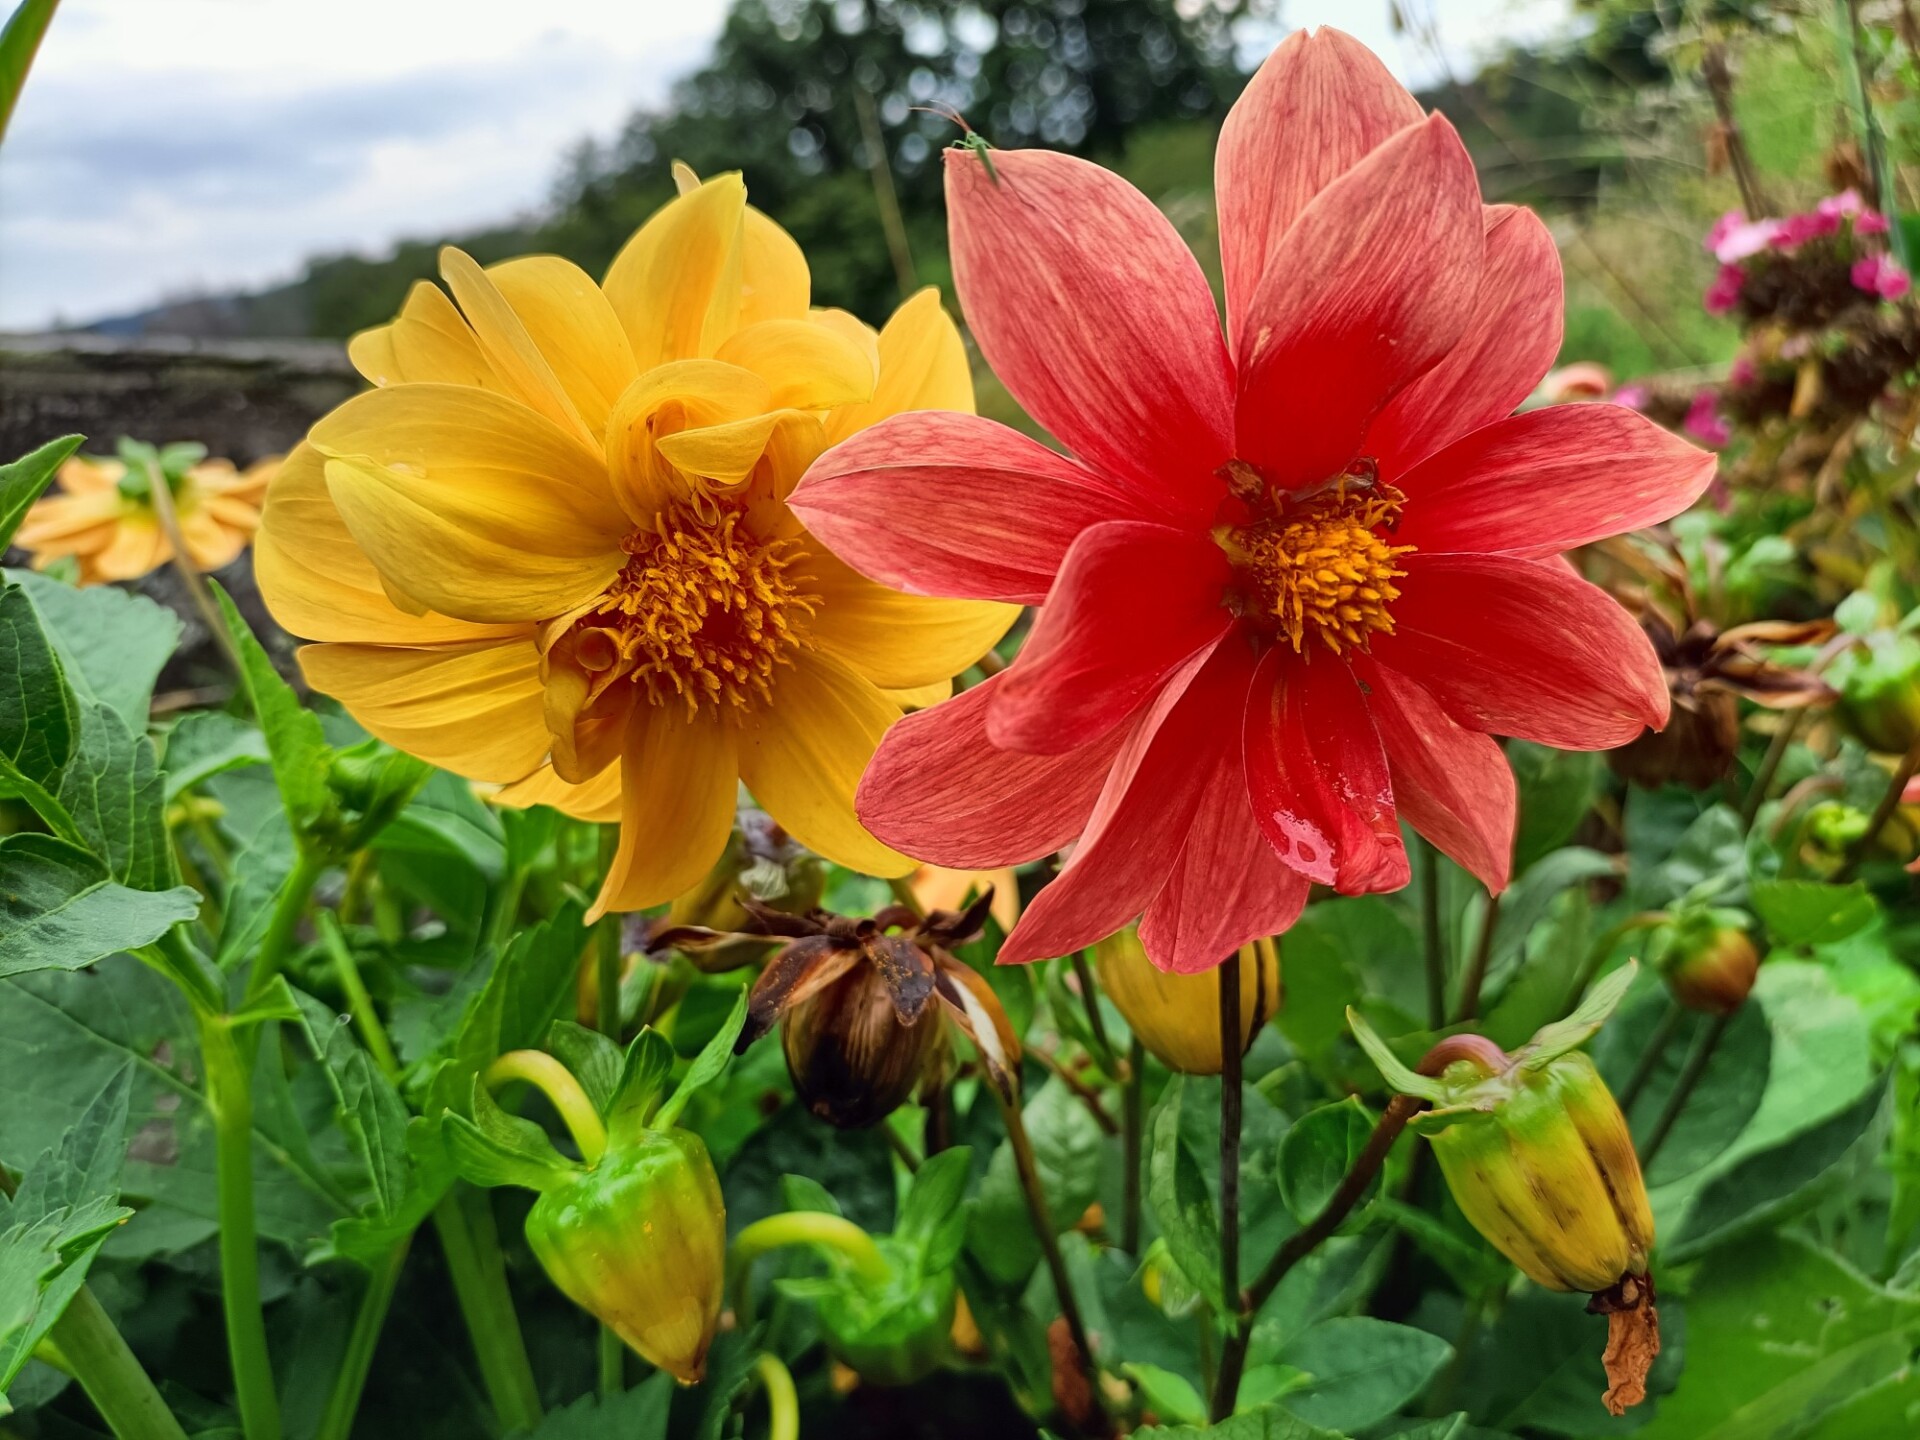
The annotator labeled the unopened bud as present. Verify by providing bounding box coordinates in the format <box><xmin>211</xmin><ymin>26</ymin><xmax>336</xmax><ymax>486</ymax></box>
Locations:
<box><xmin>1661</xmin><ymin>919</ymin><xmax>1758</xmax><ymax>1015</ymax></box>
<box><xmin>524</xmin><ymin>1129</ymin><xmax>725</xmax><ymax>1385</ymax></box>
<box><xmin>1093</xmin><ymin>930</ymin><xmax>1279</xmax><ymax>1075</ymax></box>
<box><xmin>1831</xmin><ymin>632</ymin><xmax>1920</xmax><ymax>755</ymax></box>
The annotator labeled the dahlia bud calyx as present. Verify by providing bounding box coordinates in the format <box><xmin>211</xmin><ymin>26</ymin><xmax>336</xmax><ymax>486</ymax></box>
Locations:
<box><xmin>1093</xmin><ymin>929</ymin><xmax>1279</xmax><ymax>1075</ymax></box>
<box><xmin>1652</xmin><ymin>909</ymin><xmax>1759</xmax><ymax>1015</ymax></box>
<box><xmin>1349</xmin><ymin>964</ymin><xmax>1659</xmax><ymax>1415</ymax></box>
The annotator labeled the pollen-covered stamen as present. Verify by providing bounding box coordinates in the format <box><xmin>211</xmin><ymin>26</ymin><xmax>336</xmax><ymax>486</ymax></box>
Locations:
<box><xmin>579</xmin><ymin>504</ymin><xmax>818</xmax><ymax>715</ymax></box>
<box><xmin>1217</xmin><ymin>473</ymin><xmax>1414</xmax><ymax>656</ymax></box>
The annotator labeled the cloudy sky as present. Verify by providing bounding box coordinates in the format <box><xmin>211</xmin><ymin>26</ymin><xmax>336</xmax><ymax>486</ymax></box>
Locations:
<box><xmin>0</xmin><ymin>0</ymin><xmax>1569</xmax><ymax>330</ymax></box>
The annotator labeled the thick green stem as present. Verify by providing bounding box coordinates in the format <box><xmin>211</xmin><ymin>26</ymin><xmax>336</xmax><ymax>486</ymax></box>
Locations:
<box><xmin>46</xmin><ymin>1286</ymin><xmax>190</xmax><ymax>1440</ymax></box>
<box><xmin>592</xmin><ymin>824</ymin><xmax>625</xmax><ymax>1398</ymax></box>
<box><xmin>247</xmin><ymin>851</ymin><xmax>324</xmax><ymax>1006</ymax></box>
<box><xmin>484</xmin><ymin>1051</ymin><xmax>608</xmax><ymax>1165</ymax></box>
<box><xmin>313</xmin><ymin>1242</ymin><xmax>409</xmax><ymax>1440</ymax></box>
<box><xmin>730</xmin><ymin>1210</ymin><xmax>890</xmax><ymax>1323</ymax></box>
<box><xmin>755</xmin><ymin>1352</ymin><xmax>800</xmax><ymax>1440</ymax></box>
<box><xmin>201</xmin><ymin>1015</ymin><xmax>280</xmax><ymax>1440</ymax></box>
<box><xmin>1210</xmin><ymin>955</ymin><xmax>1246</xmax><ymax>1423</ymax></box>
<box><xmin>431</xmin><ymin>1191</ymin><xmax>543</xmax><ymax>1433</ymax></box>
<box><xmin>1419</xmin><ymin>843</ymin><xmax>1446</xmax><ymax>1029</ymax></box>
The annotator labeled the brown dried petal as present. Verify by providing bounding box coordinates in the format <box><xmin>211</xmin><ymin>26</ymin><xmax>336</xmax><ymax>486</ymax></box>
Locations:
<box><xmin>933</xmin><ymin>955</ymin><xmax>1022</xmax><ymax>1103</ymax></box>
<box><xmin>868</xmin><ymin>935</ymin><xmax>938</xmax><ymax>1026</ymax></box>
<box><xmin>920</xmin><ymin>888</ymin><xmax>998</xmax><ymax>948</ymax></box>
<box><xmin>1589</xmin><ymin>1272</ymin><xmax>1660</xmax><ymax>1416</ymax></box>
<box><xmin>739</xmin><ymin>936</ymin><xmax>861</xmax><ymax>1049</ymax></box>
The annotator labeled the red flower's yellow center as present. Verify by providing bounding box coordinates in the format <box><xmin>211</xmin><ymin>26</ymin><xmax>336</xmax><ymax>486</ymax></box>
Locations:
<box><xmin>571</xmin><ymin>504</ymin><xmax>818</xmax><ymax>714</ymax></box>
<box><xmin>1215</xmin><ymin>463</ymin><xmax>1414</xmax><ymax>656</ymax></box>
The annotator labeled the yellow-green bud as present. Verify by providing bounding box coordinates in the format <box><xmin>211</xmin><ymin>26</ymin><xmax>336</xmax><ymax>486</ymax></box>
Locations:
<box><xmin>1093</xmin><ymin>930</ymin><xmax>1279</xmax><ymax>1075</ymax></box>
<box><xmin>1662</xmin><ymin>921</ymin><xmax>1758</xmax><ymax>1016</ymax></box>
<box><xmin>524</xmin><ymin>1129</ymin><xmax>725</xmax><ymax>1385</ymax></box>
<box><xmin>1831</xmin><ymin>633</ymin><xmax>1920</xmax><ymax>755</ymax></box>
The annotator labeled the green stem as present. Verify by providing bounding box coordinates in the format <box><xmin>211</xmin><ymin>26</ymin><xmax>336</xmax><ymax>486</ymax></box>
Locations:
<box><xmin>591</xmin><ymin>824</ymin><xmax>626</xmax><ymax>1399</ymax></box>
<box><xmin>318</xmin><ymin>913</ymin><xmax>400</xmax><ymax>1078</ymax></box>
<box><xmin>1640</xmin><ymin>1012</ymin><xmax>1732</xmax><ymax>1165</ymax></box>
<box><xmin>46</xmin><ymin>1286</ymin><xmax>191</xmax><ymax>1440</ymax></box>
<box><xmin>1619</xmin><ymin>999</ymin><xmax>1684</xmax><ymax>1114</ymax></box>
<box><xmin>484</xmin><ymin>1050</ymin><xmax>607</xmax><ymax>1165</ymax></box>
<box><xmin>1741</xmin><ymin>709</ymin><xmax>1805</xmax><ymax>832</ymax></box>
<box><xmin>1210</xmin><ymin>954</ymin><xmax>1246</xmax><ymax>1424</ymax></box>
<box><xmin>247</xmin><ymin>851</ymin><xmax>324</xmax><ymax>1006</ymax></box>
<box><xmin>431</xmin><ymin>1190</ymin><xmax>543</xmax><ymax>1433</ymax></box>
<box><xmin>200</xmin><ymin>1015</ymin><xmax>280</xmax><ymax>1440</ymax></box>
<box><xmin>1069</xmin><ymin>951</ymin><xmax>1116</xmax><ymax>1070</ymax></box>
<box><xmin>313</xmin><ymin>1242</ymin><xmax>409</xmax><ymax>1440</ymax></box>
<box><xmin>730</xmin><ymin>1211</ymin><xmax>890</xmax><ymax>1323</ymax></box>
<box><xmin>1453</xmin><ymin>892</ymin><xmax>1500</xmax><ymax>1024</ymax></box>
<box><xmin>755</xmin><ymin>1352</ymin><xmax>800</xmax><ymax>1440</ymax></box>
<box><xmin>999</xmin><ymin>1089</ymin><xmax>1098</xmax><ymax>1414</ymax></box>
<box><xmin>1836</xmin><ymin>738</ymin><xmax>1920</xmax><ymax>883</ymax></box>
<box><xmin>1419</xmin><ymin>843</ymin><xmax>1446</xmax><ymax>1029</ymax></box>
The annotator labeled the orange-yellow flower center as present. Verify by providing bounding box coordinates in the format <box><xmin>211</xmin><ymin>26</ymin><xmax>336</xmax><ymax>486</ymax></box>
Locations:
<box><xmin>1216</xmin><ymin>465</ymin><xmax>1414</xmax><ymax>656</ymax></box>
<box><xmin>575</xmin><ymin>504</ymin><xmax>818</xmax><ymax>714</ymax></box>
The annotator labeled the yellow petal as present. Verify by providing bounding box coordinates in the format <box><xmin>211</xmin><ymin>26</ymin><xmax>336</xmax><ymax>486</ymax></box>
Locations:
<box><xmin>652</xmin><ymin>413</ymin><xmax>787</xmax><ymax>488</ymax></box>
<box><xmin>741</xmin><ymin>207</ymin><xmax>810</xmax><ymax>327</ymax></box>
<box><xmin>440</xmin><ymin>246</ymin><xmax>596</xmax><ymax>449</ymax></box>
<box><xmin>602</xmin><ymin>174</ymin><xmax>747</xmax><ymax>369</ymax></box>
<box><xmin>714</xmin><ymin>318</ymin><xmax>877</xmax><ymax>412</ymax></box>
<box><xmin>604</xmin><ymin>360</ymin><xmax>773</xmax><ymax>519</ymax></box>
<box><xmin>886</xmin><ymin>678</ymin><xmax>953</xmax><ymax>709</ymax></box>
<box><xmin>737</xmin><ymin>651</ymin><xmax>911</xmax><ymax>877</ymax></box>
<box><xmin>256</xmin><ymin>445</ymin><xmax>521</xmax><ymax>644</ymax></box>
<box><xmin>590</xmin><ymin>705</ymin><xmax>739</xmax><ymax>918</ymax></box>
<box><xmin>811</xmin><ymin>307</ymin><xmax>881</xmax><ymax>380</ymax></box>
<box><xmin>90</xmin><ymin>515</ymin><xmax>167</xmax><ymax>583</ymax></box>
<box><xmin>495</xmin><ymin>760</ymin><xmax>623</xmax><ymax>823</ymax></box>
<box><xmin>822</xmin><ymin>287</ymin><xmax>974</xmax><ymax>445</ymax></box>
<box><xmin>804</xmin><ymin>547</ymin><xmax>1016</xmax><ymax>689</ymax></box>
<box><xmin>298</xmin><ymin>637</ymin><xmax>550</xmax><ymax>783</ymax></box>
<box><xmin>349</xmin><ymin>281</ymin><xmax>504</xmax><ymax>391</ymax></box>
<box><xmin>484</xmin><ymin>255</ymin><xmax>638</xmax><ymax>439</ymax></box>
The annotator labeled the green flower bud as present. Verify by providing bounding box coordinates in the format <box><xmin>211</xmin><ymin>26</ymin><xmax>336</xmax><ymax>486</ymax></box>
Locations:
<box><xmin>1831</xmin><ymin>632</ymin><xmax>1920</xmax><ymax>755</ymax></box>
<box><xmin>525</xmin><ymin>1129</ymin><xmax>725</xmax><ymax>1384</ymax></box>
<box><xmin>1658</xmin><ymin>914</ymin><xmax>1758</xmax><ymax>1016</ymax></box>
<box><xmin>814</xmin><ymin>1238</ymin><xmax>957</xmax><ymax>1387</ymax></box>
<box><xmin>1093</xmin><ymin>930</ymin><xmax>1278</xmax><ymax>1075</ymax></box>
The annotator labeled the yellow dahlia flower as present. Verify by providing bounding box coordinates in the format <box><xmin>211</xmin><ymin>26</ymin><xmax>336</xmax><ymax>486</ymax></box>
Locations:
<box><xmin>17</xmin><ymin>451</ymin><xmax>277</xmax><ymax>585</ymax></box>
<box><xmin>256</xmin><ymin>167</ymin><xmax>1016</xmax><ymax>917</ymax></box>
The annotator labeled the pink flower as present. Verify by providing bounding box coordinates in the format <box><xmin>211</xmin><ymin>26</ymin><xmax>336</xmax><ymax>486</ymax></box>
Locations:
<box><xmin>1611</xmin><ymin>383</ymin><xmax>1651</xmax><ymax>411</ymax></box>
<box><xmin>1728</xmin><ymin>353</ymin><xmax>1759</xmax><ymax>388</ymax></box>
<box><xmin>1684</xmin><ymin>391</ymin><xmax>1733</xmax><ymax>449</ymax></box>
<box><xmin>1713</xmin><ymin>217</ymin><xmax>1783</xmax><ymax>262</ymax></box>
<box><xmin>1818</xmin><ymin>190</ymin><xmax>1866</xmax><ymax>218</ymax></box>
<box><xmin>1852</xmin><ymin>252</ymin><xmax>1911</xmax><ymax>300</ymax></box>
<box><xmin>793</xmin><ymin>28</ymin><xmax>1713</xmax><ymax>973</ymax></box>
<box><xmin>1704</xmin><ymin>264</ymin><xmax>1745</xmax><ymax>316</ymax></box>
<box><xmin>1856</xmin><ymin>211</ymin><xmax>1891</xmax><ymax>236</ymax></box>
<box><xmin>1771</xmin><ymin>210</ymin><xmax>1841</xmax><ymax>249</ymax></box>
<box><xmin>1704</xmin><ymin>210</ymin><xmax>1746</xmax><ymax>254</ymax></box>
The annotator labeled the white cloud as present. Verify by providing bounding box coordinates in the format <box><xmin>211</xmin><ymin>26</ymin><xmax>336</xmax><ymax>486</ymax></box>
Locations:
<box><xmin>0</xmin><ymin>0</ymin><xmax>1569</xmax><ymax>330</ymax></box>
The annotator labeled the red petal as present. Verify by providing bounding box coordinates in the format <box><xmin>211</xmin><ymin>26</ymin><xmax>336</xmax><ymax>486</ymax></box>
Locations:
<box><xmin>1138</xmin><ymin>754</ymin><xmax>1311</xmax><ymax>974</ymax></box>
<box><xmin>1394</xmin><ymin>404</ymin><xmax>1718</xmax><ymax>559</ymax></box>
<box><xmin>1359</xmin><ymin>659</ymin><xmax>1515</xmax><ymax>891</ymax></box>
<box><xmin>1243</xmin><ymin>647</ymin><xmax>1409</xmax><ymax>892</ymax></box>
<box><xmin>1235</xmin><ymin>114</ymin><xmax>1485</xmax><ymax>490</ymax></box>
<box><xmin>1374</xmin><ymin>553</ymin><xmax>1670</xmax><ymax>749</ymax></box>
<box><xmin>1367</xmin><ymin>205</ymin><xmax>1564</xmax><ymax>477</ymax></box>
<box><xmin>793</xmin><ymin>411</ymin><xmax>1131</xmax><ymax>604</ymax></box>
<box><xmin>945</xmin><ymin>146</ymin><xmax>1234</xmax><ymax>524</ymax></box>
<box><xmin>1216</xmin><ymin>27</ymin><xmax>1423</xmax><ymax>350</ymax></box>
<box><xmin>855</xmin><ymin>673</ymin><xmax>1124</xmax><ymax>869</ymax></box>
<box><xmin>988</xmin><ymin>521</ymin><xmax>1231</xmax><ymax>755</ymax></box>
<box><xmin>999</xmin><ymin>644</ymin><xmax>1245</xmax><ymax>965</ymax></box>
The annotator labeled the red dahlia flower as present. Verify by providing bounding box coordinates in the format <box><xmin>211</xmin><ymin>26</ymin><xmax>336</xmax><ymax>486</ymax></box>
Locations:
<box><xmin>791</xmin><ymin>28</ymin><xmax>1715</xmax><ymax>974</ymax></box>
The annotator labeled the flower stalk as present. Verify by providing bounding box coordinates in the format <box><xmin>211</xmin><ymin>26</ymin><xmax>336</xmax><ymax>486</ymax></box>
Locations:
<box><xmin>1209</xmin><ymin>952</ymin><xmax>1245</xmax><ymax>1422</ymax></box>
<box><xmin>46</xmin><ymin>1285</ymin><xmax>191</xmax><ymax>1440</ymax></box>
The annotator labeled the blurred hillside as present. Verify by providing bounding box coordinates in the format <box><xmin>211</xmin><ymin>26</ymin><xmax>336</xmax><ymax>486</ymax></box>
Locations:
<box><xmin>69</xmin><ymin>1</ymin><xmax>1855</xmax><ymax>394</ymax></box>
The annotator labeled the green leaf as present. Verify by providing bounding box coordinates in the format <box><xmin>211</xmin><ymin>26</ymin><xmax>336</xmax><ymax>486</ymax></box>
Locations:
<box><xmin>1133</xmin><ymin>1406</ymin><xmax>1343</xmax><ymax>1439</ymax></box>
<box><xmin>653</xmin><ymin>988</ymin><xmax>748</xmax><ymax>1130</ymax></box>
<box><xmin>1510</xmin><ymin>742</ymin><xmax>1600</xmax><ymax>874</ymax></box>
<box><xmin>209</xmin><ymin>580</ymin><xmax>333</xmax><ymax>842</ymax></box>
<box><xmin>0</xmin><ymin>957</ymin><xmax>348</xmax><ymax>1246</ymax></box>
<box><xmin>1345</xmin><ymin>1009</ymin><xmax>1447</xmax><ymax>1103</ymax></box>
<box><xmin>1515</xmin><ymin>960</ymin><xmax>1638</xmax><ymax>1070</ymax></box>
<box><xmin>0</xmin><ymin>583</ymin><xmax>74</xmax><ymax>788</ymax></box>
<box><xmin>1277</xmin><ymin>1097</ymin><xmax>1378</xmax><ymax>1228</ymax></box>
<box><xmin>778</xmin><ymin>1172</ymin><xmax>841</xmax><ymax>1215</ymax></box>
<box><xmin>546</xmin><ymin>1020</ymin><xmax>623</xmax><ymax>1116</ymax></box>
<box><xmin>1274</xmin><ymin>1316</ymin><xmax>1452</xmax><ymax>1432</ymax></box>
<box><xmin>898</xmin><ymin>1145</ymin><xmax>974</xmax><ymax>1248</ymax></box>
<box><xmin>0</xmin><ymin>834</ymin><xmax>197</xmax><ymax>978</ymax></box>
<box><xmin>1671</xmin><ymin>1077</ymin><xmax>1890</xmax><ymax>1259</ymax></box>
<box><xmin>290</xmin><ymin>988</ymin><xmax>413</xmax><ymax>1221</ymax></box>
<box><xmin>1635</xmin><ymin>1236</ymin><xmax>1920</xmax><ymax>1440</ymax></box>
<box><xmin>1145</xmin><ymin>1076</ymin><xmax>1224</xmax><ymax>1313</ymax></box>
<box><xmin>442</xmin><ymin>1080</ymin><xmax>578</xmax><ymax>1193</ymax></box>
<box><xmin>1473</xmin><ymin>848</ymin><xmax>1617</xmax><ymax>1012</ymax></box>
<box><xmin>1122</xmin><ymin>1361</ymin><xmax>1207</xmax><ymax>1428</ymax></box>
<box><xmin>0</xmin><ymin>1065</ymin><xmax>133</xmax><ymax>1396</ymax></box>
<box><xmin>1600</xmin><ymin>992</ymin><xmax>1771</xmax><ymax>1187</ymax></box>
<box><xmin>8</xmin><ymin>570</ymin><xmax>180</xmax><ymax>726</ymax></box>
<box><xmin>605</xmin><ymin>1029</ymin><xmax>675</xmax><ymax>1149</ymax></box>
<box><xmin>162</xmin><ymin>710</ymin><xmax>268</xmax><ymax>800</ymax></box>
<box><xmin>518</xmin><ymin>1373</ymin><xmax>672</xmax><ymax>1440</ymax></box>
<box><xmin>0</xmin><ymin>434</ymin><xmax>79</xmax><ymax>547</ymax></box>
<box><xmin>1751</xmin><ymin>879</ymin><xmax>1878</xmax><ymax>947</ymax></box>
<box><xmin>54</xmin><ymin>701</ymin><xmax>175</xmax><ymax>891</ymax></box>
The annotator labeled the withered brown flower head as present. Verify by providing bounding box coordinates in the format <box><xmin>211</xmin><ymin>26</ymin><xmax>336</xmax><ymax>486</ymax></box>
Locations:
<box><xmin>653</xmin><ymin>893</ymin><xmax>1020</xmax><ymax>1129</ymax></box>
<box><xmin>1612</xmin><ymin>609</ymin><xmax>1835</xmax><ymax>790</ymax></box>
